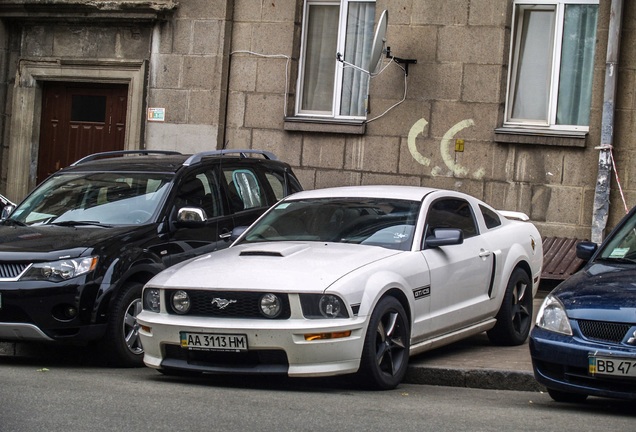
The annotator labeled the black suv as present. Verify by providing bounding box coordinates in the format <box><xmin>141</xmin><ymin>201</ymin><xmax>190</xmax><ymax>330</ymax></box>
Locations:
<box><xmin>0</xmin><ymin>149</ymin><xmax>302</xmax><ymax>366</ymax></box>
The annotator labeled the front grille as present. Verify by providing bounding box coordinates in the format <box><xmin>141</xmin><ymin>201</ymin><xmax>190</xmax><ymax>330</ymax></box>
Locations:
<box><xmin>166</xmin><ymin>290</ymin><xmax>291</xmax><ymax>319</ymax></box>
<box><xmin>0</xmin><ymin>263</ymin><xmax>30</xmax><ymax>280</ymax></box>
<box><xmin>578</xmin><ymin>320</ymin><xmax>631</xmax><ymax>344</ymax></box>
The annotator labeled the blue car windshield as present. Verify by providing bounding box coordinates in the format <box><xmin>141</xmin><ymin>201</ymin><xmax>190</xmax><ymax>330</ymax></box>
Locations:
<box><xmin>242</xmin><ymin>197</ymin><xmax>421</xmax><ymax>251</ymax></box>
<box><xmin>598</xmin><ymin>211</ymin><xmax>636</xmax><ymax>262</ymax></box>
<box><xmin>9</xmin><ymin>172</ymin><xmax>173</xmax><ymax>226</ymax></box>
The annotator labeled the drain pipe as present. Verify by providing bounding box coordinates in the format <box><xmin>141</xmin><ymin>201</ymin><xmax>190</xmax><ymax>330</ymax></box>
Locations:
<box><xmin>591</xmin><ymin>0</ymin><xmax>624</xmax><ymax>244</ymax></box>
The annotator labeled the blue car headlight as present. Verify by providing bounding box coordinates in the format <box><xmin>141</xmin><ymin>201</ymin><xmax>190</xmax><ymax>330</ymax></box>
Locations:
<box><xmin>535</xmin><ymin>294</ymin><xmax>572</xmax><ymax>335</ymax></box>
<box><xmin>20</xmin><ymin>256</ymin><xmax>98</xmax><ymax>282</ymax></box>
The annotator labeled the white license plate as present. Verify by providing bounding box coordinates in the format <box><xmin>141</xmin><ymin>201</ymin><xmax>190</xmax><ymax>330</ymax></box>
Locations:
<box><xmin>180</xmin><ymin>332</ymin><xmax>248</xmax><ymax>352</ymax></box>
<box><xmin>589</xmin><ymin>356</ymin><xmax>636</xmax><ymax>378</ymax></box>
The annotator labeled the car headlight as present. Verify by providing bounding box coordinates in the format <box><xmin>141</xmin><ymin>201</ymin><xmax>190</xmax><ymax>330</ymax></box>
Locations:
<box><xmin>20</xmin><ymin>256</ymin><xmax>98</xmax><ymax>282</ymax></box>
<box><xmin>535</xmin><ymin>294</ymin><xmax>572</xmax><ymax>335</ymax></box>
<box><xmin>143</xmin><ymin>288</ymin><xmax>161</xmax><ymax>313</ymax></box>
<box><xmin>171</xmin><ymin>290</ymin><xmax>191</xmax><ymax>314</ymax></box>
<box><xmin>300</xmin><ymin>294</ymin><xmax>349</xmax><ymax>319</ymax></box>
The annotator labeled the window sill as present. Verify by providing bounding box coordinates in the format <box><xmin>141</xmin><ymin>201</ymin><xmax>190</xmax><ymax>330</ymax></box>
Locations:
<box><xmin>494</xmin><ymin>127</ymin><xmax>587</xmax><ymax>148</ymax></box>
<box><xmin>284</xmin><ymin>117</ymin><xmax>366</xmax><ymax>135</ymax></box>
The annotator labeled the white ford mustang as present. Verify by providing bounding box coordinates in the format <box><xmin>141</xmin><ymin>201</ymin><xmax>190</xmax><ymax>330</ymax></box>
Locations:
<box><xmin>137</xmin><ymin>186</ymin><xmax>543</xmax><ymax>389</ymax></box>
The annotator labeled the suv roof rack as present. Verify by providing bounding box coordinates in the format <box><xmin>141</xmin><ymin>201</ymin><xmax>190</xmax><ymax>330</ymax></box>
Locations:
<box><xmin>182</xmin><ymin>149</ymin><xmax>278</xmax><ymax>166</ymax></box>
<box><xmin>71</xmin><ymin>150</ymin><xmax>183</xmax><ymax>166</ymax></box>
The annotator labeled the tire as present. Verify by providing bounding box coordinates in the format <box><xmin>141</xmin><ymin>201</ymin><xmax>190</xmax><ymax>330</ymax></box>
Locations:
<box><xmin>547</xmin><ymin>388</ymin><xmax>588</xmax><ymax>403</ymax></box>
<box><xmin>357</xmin><ymin>296</ymin><xmax>410</xmax><ymax>390</ymax></box>
<box><xmin>102</xmin><ymin>282</ymin><xmax>145</xmax><ymax>367</ymax></box>
<box><xmin>487</xmin><ymin>268</ymin><xmax>533</xmax><ymax>346</ymax></box>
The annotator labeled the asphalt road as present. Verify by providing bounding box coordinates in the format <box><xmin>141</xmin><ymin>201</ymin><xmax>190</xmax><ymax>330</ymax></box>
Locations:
<box><xmin>0</xmin><ymin>351</ymin><xmax>634</xmax><ymax>432</ymax></box>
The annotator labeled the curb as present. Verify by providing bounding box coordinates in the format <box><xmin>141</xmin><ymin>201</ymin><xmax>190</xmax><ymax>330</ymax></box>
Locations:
<box><xmin>404</xmin><ymin>365</ymin><xmax>545</xmax><ymax>392</ymax></box>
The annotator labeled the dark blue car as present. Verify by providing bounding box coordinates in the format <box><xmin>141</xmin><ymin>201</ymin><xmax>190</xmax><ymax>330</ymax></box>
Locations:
<box><xmin>530</xmin><ymin>206</ymin><xmax>636</xmax><ymax>402</ymax></box>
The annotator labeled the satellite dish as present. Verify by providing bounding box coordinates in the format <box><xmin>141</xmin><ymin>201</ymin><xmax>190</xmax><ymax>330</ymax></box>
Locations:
<box><xmin>368</xmin><ymin>10</ymin><xmax>388</xmax><ymax>74</ymax></box>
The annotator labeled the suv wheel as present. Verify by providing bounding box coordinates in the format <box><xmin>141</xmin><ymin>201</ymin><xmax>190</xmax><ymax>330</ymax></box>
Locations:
<box><xmin>103</xmin><ymin>282</ymin><xmax>144</xmax><ymax>367</ymax></box>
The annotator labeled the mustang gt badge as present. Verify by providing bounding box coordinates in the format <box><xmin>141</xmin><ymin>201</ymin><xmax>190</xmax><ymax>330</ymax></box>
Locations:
<box><xmin>211</xmin><ymin>298</ymin><xmax>237</xmax><ymax>309</ymax></box>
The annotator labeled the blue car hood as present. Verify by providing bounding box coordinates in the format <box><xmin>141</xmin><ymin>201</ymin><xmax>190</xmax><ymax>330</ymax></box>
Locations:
<box><xmin>553</xmin><ymin>262</ymin><xmax>636</xmax><ymax>323</ymax></box>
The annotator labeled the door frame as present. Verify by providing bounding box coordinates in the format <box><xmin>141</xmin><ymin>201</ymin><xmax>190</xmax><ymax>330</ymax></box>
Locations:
<box><xmin>6</xmin><ymin>58</ymin><xmax>146</xmax><ymax>201</ymax></box>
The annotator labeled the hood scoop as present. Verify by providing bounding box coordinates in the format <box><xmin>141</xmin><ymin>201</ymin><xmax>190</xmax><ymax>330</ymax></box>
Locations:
<box><xmin>240</xmin><ymin>250</ymin><xmax>283</xmax><ymax>257</ymax></box>
<box><xmin>238</xmin><ymin>243</ymin><xmax>309</xmax><ymax>258</ymax></box>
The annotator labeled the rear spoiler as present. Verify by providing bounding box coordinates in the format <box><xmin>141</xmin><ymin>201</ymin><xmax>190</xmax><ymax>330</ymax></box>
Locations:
<box><xmin>498</xmin><ymin>210</ymin><xmax>530</xmax><ymax>222</ymax></box>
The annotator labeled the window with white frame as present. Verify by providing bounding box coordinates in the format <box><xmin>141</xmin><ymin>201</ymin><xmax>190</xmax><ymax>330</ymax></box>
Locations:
<box><xmin>296</xmin><ymin>0</ymin><xmax>376</xmax><ymax>120</ymax></box>
<box><xmin>505</xmin><ymin>1</ymin><xmax>598</xmax><ymax>131</ymax></box>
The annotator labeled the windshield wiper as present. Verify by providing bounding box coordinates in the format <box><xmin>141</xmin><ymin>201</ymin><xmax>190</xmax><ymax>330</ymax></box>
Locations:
<box><xmin>50</xmin><ymin>220</ymin><xmax>112</xmax><ymax>228</ymax></box>
<box><xmin>596</xmin><ymin>256</ymin><xmax>636</xmax><ymax>265</ymax></box>
<box><xmin>1</xmin><ymin>218</ymin><xmax>27</xmax><ymax>227</ymax></box>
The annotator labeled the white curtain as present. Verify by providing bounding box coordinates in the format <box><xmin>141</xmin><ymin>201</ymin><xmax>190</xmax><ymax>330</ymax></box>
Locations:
<box><xmin>340</xmin><ymin>2</ymin><xmax>375</xmax><ymax>116</ymax></box>
<box><xmin>556</xmin><ymin>5</ymin><xmax>598</xmax><ymax>126</ymax></box>
<box><xmin>510</xmin><ymin>7</ymin><xmax>555</xmax><ymax>122</ymax></box>
<box><xmin>301</xmin><ymin>4</ymin><xmax>339</xmax><ymax>113</ymax></box>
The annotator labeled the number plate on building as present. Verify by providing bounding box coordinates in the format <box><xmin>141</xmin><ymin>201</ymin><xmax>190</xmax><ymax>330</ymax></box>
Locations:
<box><xmin>180</xmin><ymin>332</ymin><xmax>248</xmax><ymax>352</ymax></box>
<box><xmin>589</xmin><ymin>356</ymin><xmax>636</xmax><ymax>378</ymax></box>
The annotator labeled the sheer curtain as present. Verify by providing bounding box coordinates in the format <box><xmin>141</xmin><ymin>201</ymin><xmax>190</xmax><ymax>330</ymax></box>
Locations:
<box><xmin>340</xmin><ymin>2</ymin><xmax>375</xmax><ymax>117</ymax></box>
<box><xmin>556</xmin><ymin>5</ymin><xmax>598</xmax><ymax>126</ymax></box>
<box><xmin>301</xmin><ymin>4</ymin><xmax>339</xmax><ymax>113</ymax></box>
<box><xmin>510</xmin><ymin>6</ymin><xmax>555</xmax><ymax>122</ymax></box>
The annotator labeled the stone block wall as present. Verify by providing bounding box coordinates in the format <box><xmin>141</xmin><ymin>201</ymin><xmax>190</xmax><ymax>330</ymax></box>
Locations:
<box><xmin>224</xmin><ymin>0</ymin><xmax>634</xmax><ymax>240</ymax></box>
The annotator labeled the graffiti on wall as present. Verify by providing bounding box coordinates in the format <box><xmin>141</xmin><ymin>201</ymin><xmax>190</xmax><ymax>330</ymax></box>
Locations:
<box><xmin>408</xmin><ymin>118</ymin><xmax>485</xmax><ymax>180</ymax></box>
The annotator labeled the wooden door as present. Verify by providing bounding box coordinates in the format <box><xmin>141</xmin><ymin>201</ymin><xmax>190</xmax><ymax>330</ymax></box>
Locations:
<box><xmin>38</xmin><ymin>83</ymin><xmax>128</xmax><ymax>183</ymax></box>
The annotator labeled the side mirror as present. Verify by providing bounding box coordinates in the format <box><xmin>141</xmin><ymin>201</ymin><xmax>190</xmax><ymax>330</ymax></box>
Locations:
<box><xmin>576</xmin><ymin>241</ymin><xmax>598</xmax><ymax>261</ymax></box>
<box><xmin>230</xmin><ymin>226</ymin><xmax>248</xmax><ymax>242</ymax></box>
<box><xmin>1</xmin><ymin>204</ymin><xmax>15</xmax><ymax>220</ymax></box>
<box><xmin>425</xmin><ymin>228</ymin><xmax>464</xmax><ymax>248</ymax></box>
<box><xmin>176</xmin><ymin>207</ymin><xmax>207</xmax><ymax>228</ymax></box>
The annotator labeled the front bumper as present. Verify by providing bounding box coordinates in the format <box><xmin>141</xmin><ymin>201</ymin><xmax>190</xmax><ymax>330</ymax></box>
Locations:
<box><xmin>529</xmin><ymin>326</ymin><xmax>636</xmax><ymax>400</ymax></box>
<box><xmin>0</xmin><ymin>279</ymin><xmax>106</xmax><ymax>343</ymax></box>
<box><xmin>137</xmin><ymin>311</ymin><xmax>368</xmax><ymax>377</ymax></box>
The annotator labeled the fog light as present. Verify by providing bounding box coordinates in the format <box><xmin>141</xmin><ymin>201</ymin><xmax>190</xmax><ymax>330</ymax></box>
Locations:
<box><xmin>63</xmin><ymin>306</ymin><xmax>78</xmax><ymax>319</ymax></box>
<box><xmin>259</xmin><ymin>293</ymin><xmax>282</xmax><ymax>318</ymax></box>
<box><xmin>171</xmin><ymin>290</ymin><xmax>191</xmax><ymax>314</ymax></box>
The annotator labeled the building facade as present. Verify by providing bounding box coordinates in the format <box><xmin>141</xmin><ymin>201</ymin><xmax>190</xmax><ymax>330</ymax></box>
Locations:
<box><xmin>0</xmin><ymin>0</ymin><xmax>633</xmax><ymax>241</ymax></box>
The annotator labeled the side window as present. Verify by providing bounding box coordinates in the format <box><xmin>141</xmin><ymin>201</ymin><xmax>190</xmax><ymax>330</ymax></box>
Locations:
<box><xmin>480</xmin><ymin>205</ymin><xmax>502</xmax><ymax>230</ymax></box>
<box><xmin>264</xmin><ymin>171</ymin><xmax>301</xmax><ymax>201</ymax></box>
<box><xmin>425</xmin><ymin>199</ymin><xmax>479</xmax><ymax>240</ymax></box>
<box><xmin>176</xmin><ymin>170</ymin><xmax>222</xmax><ymax>219</ymax></box>
<box><xmin>504</xmin><ymin>1</ymin><xmax>598</xmax><ymax>130</ymax></box>
<box><xmin>297</xmin><ymin>0</ymin><xmax>376</xmax><ymax>119</ymax></box>
<box><xmin>222</xmin><ymin>168</ymin><xmax>266</xmax><ymax>211</ymax></box>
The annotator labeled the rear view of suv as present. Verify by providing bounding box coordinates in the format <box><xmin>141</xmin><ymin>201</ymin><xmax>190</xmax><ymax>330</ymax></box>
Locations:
<box><xmin>0</xmin><ymin>149</ymin><xmax>302</xmax><ymax>366</ymax></box>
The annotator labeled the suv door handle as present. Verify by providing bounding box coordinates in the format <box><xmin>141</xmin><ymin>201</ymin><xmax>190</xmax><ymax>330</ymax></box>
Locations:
<box><xmin>219</xmin><ymin>232</ymin><xmax>232</xmax><ymax>239</ymax></box>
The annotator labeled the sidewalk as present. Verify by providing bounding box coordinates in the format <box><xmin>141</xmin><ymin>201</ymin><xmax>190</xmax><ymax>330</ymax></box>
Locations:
<box><xmin>404</xmin><ymin>290</ymin><xmax>548</xmax><ymax>392</ymax></box>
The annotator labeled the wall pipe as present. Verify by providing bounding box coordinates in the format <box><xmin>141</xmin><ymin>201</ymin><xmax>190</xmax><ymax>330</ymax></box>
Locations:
<box><xmin>591</xmin><ymin>0</ymin><xmax>624</xmax><ymax>244</ymax></box>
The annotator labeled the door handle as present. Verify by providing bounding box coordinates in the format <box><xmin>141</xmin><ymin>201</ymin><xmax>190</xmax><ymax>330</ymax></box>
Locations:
<box><xmin>478</xmin><ymin>249</ymin><xmax>491</xmax><ymax>258</ymax></box>
<box><xmin>219</xmin><ymin>232</ymin><xmax>232</xmax><ymax>239</ymax></box>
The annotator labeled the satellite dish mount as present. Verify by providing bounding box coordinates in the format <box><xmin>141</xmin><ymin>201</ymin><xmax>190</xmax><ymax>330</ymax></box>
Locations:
<box><xmin>385</xmin><ymin>46</ymin><xmax>417</xmax><ymax>76</ymax></box>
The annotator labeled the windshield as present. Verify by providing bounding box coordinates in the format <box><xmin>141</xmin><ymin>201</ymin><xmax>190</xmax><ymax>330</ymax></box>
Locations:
<box><xmin>241</xmin><ymin>197</ymin><xmax>420</xmax><ymax>251</ymax></box>
<box><xmin>598</xmin><ymin>210</ymin><xmax>636</xmax><ymax>263</ymax></box>
<box><xmin>8</xmin><ymin>172</ymin><xmax>174</xmax><ymax>226</ymax></box>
